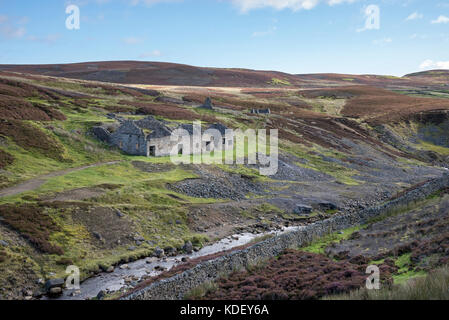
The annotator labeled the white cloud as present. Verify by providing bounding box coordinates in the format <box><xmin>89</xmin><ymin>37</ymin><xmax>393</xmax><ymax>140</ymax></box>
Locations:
<box><xmin>405</xmin><ymin>12</ymin><xmax>423</xmax><ymax>21</ymax></box>
<box><xmin>230</xmin><ymin>0</ymin><xmax>356</xmax><ymax>12</ymax></box>
<box><xmin>431</xmin><ymin>15</ymin><xmax>449</xmax><ymax>24</ymax></box>
<box><xmin>27</xmin><ymin>34</ymin><xmax>61</xmax><ymax>44</ymax></box>
<box><xmin>0</xmin><ymin>15</ymin><xmax>26</xmax><ymax>39</ymax></box>
<box><xmin>420</xmin><ymin>59</ymin><xmax>449</xmax><ymax>69</ymax></box>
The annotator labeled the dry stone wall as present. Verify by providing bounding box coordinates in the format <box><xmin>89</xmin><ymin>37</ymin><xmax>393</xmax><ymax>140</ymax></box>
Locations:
<box><xmin>123</xmin><ymin>173</ymin><xmax>449</xmax><ymax>300</ymax></box>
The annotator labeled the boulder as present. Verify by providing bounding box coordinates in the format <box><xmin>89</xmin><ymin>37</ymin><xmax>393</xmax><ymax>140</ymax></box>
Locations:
<box><xmin>45</xmin><ymin>278</ymin><xmax>64</xmax><ymax>292</ymax></box>
<box><xmin>93</xmin><ymin>232</ymin><xmax>102</xmax><ymax>240</ymax></box>
<box><xmin>182</xmin><ymin>241</ymin><xmax>193</xmax><ymax>254</ymax></box>
<box><xmin>96</xmin><ymin>290</ymin><xmax>106</xmax><ymax>300</ymax></box>
<box><xmin>317</xmin><ymin>201</ymin><xmax>338</xmax><ymax>211</ymax></box>
<box><xmin>294</xmin><ymin>204</ymin><xmax>313</xmax><ymax>215</ymax></box>
<box><xmin>164</xmin><ymin>246</ymin><xmax>177</xmax><ymax>256</ymax></box>
<box><xmin>106</xmin><ymin>266</ymin><xmax>115</xmax><ymax>273</ymax></box>
<box><xmin>154</xmin><ymin>247</ymin><xmax>164</xmax><ymax>258</ymax></box>
<box><xmin>48</xmin><ymin>287</ymin><xmax>62</xmax><ymax>297</ymax></box>
<box><xmin>0</xmin><ymin>240</ymin><xmax>8</xmax><ymax>247</ymax></box>
<box><xmin>115</xmin><ymin>209</ymin><xmax>124</xmax><ymax>218</ymax></box>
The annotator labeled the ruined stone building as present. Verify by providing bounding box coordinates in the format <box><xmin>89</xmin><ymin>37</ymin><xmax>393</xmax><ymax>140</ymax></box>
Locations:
<box><xmin>197</xmin><ymin>97</ymin><xmax>214</xmax><ymax>110</ymax></box>
<box><xmin>93</xmin><ymin>116</ymin><xmax>233</xmax><ymax>157</ymax></box>
<box><xmin>251</xmin><ymin>108</ymin><xmax>271</xmax><ymax>115</ymax></box>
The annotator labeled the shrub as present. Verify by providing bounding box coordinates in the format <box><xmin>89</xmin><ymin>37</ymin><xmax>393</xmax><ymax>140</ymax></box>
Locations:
<box><xmin>328</xmin><ymin>265</ymin><xmax>449</xmax><ymax>300</ymax></box>
<box><xmin>133</xmin><ymin>102</ymin><xmax>217</xmax><ymax>122</ymax></box>
<box><xmin>0</xmin><ymin>77</ymin><xmax>66</xmax><ymax>120</ymax></box>
<box><xmin>0</xmin><ymin>204</ymin><xmax>64</xmax><ymax>255</ymax></box>
<box><xmin>56</xmin><ymin>258</ymin><xmax>74</xmax><ymax>266</ymax></box>
<box><xmin>0</xmin><ymin>120</ymin><xmax>67</xmax><ymax>161</ymax></box>
<box><xmin>199</xmin><ymin>250</ymin><xmax>396</xmax><ymax>300</ymax></box>
<box><xmin>0</xmin><ymin>149</ymin><xmax>14</xmax><ymax>169</ymax></box>
<box><xmin>0</xmin><ymin>249</ymin><xmax>7</xmax><ymax>263</ymax></box>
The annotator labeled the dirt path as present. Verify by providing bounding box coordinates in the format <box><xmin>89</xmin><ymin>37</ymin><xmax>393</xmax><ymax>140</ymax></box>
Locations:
<box><xmin>0</xmin><ymin>161</ymin><xmax>121</xmax><ymax>198</ymax></box>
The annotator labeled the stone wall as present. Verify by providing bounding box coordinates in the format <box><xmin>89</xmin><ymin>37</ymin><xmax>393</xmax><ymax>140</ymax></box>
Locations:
<box><xmin>123</xmin><ymin>172</ymin><xmax>449</xmax><ymax>300</ymax></box>
<box><xmin>148</xmin><ymin>136</ymin><xmax>179</xmax><ymax>157</ymax></box>
<box><xmin>92</xmin><ymin>126</ymin><xmax>111</xmax><ymax>144</ymax></box>
<box><xmin>110</xmin><ymin>121</ymin><xmax>148</xmax><ymax>156</ymax></box>
<box><xmin>148</xmin><ymin>135</ymin><xmax>234</xmax><ymax>158</ymax></box>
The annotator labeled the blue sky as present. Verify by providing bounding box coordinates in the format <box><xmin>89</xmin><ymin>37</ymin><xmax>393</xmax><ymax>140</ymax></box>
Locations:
<box><xmin>0</xmin><ymin>0</ymin><xmax>448</xmax><ymax>76</ymax></box>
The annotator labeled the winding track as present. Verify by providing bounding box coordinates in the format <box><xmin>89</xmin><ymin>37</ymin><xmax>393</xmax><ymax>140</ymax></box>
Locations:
<box><xmin>0</xmin><ymin>161</ymin><xmax>121</xmax><ymax>198</ymax></box>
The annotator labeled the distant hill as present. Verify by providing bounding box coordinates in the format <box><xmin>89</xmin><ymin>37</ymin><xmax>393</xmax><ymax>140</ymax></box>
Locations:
<box><xmin>0</xmin><ymin>61</ymin><xmax>305</xmax><ymax>88</ymax></box>
<box><xmin>405</xmin><ymin>70</ymin><xmax>449</xmax><ymax>78</ymax></box>
<box><xmin>0</xmin><ymin>61</ymin><xmax>447</xmax><ymax>90</ymax></box>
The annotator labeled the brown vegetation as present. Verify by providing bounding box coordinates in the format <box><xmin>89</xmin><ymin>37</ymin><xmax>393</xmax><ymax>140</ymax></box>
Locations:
<box><xmin>0</xmin><ymin>94</ymin><xmax>66</xmax><ymax>121</ymax></box>
<box><xmin>0</xmin><ymin>77</ymin><xmax>66</xmax><ymax>121</ymax></box>
<box><xmin>123</xmin><ymin>101</ymin><xmax>217</xmax><ymax>122</ymax></box>
<box><xmin>0</xmin><ymin>120</ymin><xmax>66</xmax><ymax>160</ymax></box>
<box><xmin>302</xmin><ymin>86</ymin><xmax>449</xmax><ymax>125</ymax></box>
<box><xmin>199</xmin><ymin>250</ymin><xmax>396</xmax><ymax>300</ymax></box>
<box><xmin>82</xmin><ymin>83</ymin><xmax>146</xmax><ymax>97</ymax></box>
<box><xmin>0</xmin><ymin>249</ymin><xmax>7</xmax><ymax>263</ymax></box>
<box><xmin>0</xmin><ymin>204</ymin><xmax>64</xmax><ymax>255</ymax></box>
<box><xmin>0</xmin><ymin>61</ymin><xmax>305</xmax><ymax>87</ymax></box>
<box><xmin>0</xmin><ymin>149</ymin><xmax>14</xmax><ymax>169</ymax></box>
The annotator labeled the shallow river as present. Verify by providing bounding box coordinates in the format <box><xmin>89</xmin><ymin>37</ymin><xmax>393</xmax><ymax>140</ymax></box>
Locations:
<box><xmin>55</xmin><ymin>226</ymin><xmax>302</xmax><ymax>300</ymax></box>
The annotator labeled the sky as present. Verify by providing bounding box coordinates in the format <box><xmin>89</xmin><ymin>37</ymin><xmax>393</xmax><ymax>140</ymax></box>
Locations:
<box><xmin>0</xmin><ymin>0</ymin><xmax>448</xmax><ymax>76</ymax></box>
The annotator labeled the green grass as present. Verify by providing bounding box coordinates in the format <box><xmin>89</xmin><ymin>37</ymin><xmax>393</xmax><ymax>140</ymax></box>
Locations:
<box><xmin>281</xmin><ymin>142</ymin><xmax>361</xmax><ymax>185</ymax></box>
<box><xmin>392</xmin><ymin>253</ymin><xmax>427</xmax><ymax>284</ymax></box>
<box><xmin>301</xmin><ymin>225</ymin><xmax>364</xmax><ymax>255</ymax></box>
<box><xmin>326</xmin><ymin>265</ymin><xmax>449</xmax><ymax>300</ymax></box>
<box><xmin>418</xmin><ymin>141</ymin><xmax>449</xmax><ymax>156</ymax></box>
<box><xmin>269</xmin><ymin>78</ymin><xmax>292</xmax><ymax>86</ymax></box>
<box><xmin>184</xmin><ymin>281</ymin><xmax>218</xmax><ymax>300</ymax></box>
<box><xmin>0</xmin><ymin>115</ymin><xmax>124</xmax><ymax>189</ymax></box>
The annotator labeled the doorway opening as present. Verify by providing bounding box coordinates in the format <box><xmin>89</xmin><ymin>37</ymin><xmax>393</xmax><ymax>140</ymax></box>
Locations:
<box><xmin>149</xmin><ymin>146</ymin><xmax>156</xmax><ymax>157</ymax></box>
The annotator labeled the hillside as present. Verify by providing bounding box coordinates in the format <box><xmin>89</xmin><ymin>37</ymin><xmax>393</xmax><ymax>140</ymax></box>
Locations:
<box><xmin>0</xmin><ymin>61</ymin><xmax>305</xmax><ymax>88</ymax></box>
<box><xmin>0</xmin><ymin>67</ymin><xmax>449</xmax><ymax>300</ymax></box>
<box><xmin>1</xmin><ymin>61</ymin><xmax>449</xmax><ymax>92</ymax></box>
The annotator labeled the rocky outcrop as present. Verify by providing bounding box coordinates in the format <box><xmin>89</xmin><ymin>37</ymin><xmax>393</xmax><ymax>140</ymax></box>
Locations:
<box><xmin>123</xmin><ymin>173</ymin><xmax>449</xmax><ymax>300</ymax></box>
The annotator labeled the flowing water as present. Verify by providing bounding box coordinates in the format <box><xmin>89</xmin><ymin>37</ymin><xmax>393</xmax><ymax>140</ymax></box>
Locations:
<box><xmin>55</xmin><ymin>226</ymin><xmax>303</xmax><ymax>300</ymax></box>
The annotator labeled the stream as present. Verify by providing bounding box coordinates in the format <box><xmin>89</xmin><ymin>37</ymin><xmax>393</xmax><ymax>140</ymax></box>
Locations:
<box><xmin>54</xmin><ymin>225</ymin><xmax>303</xmax><ymax>300</ymax></box>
